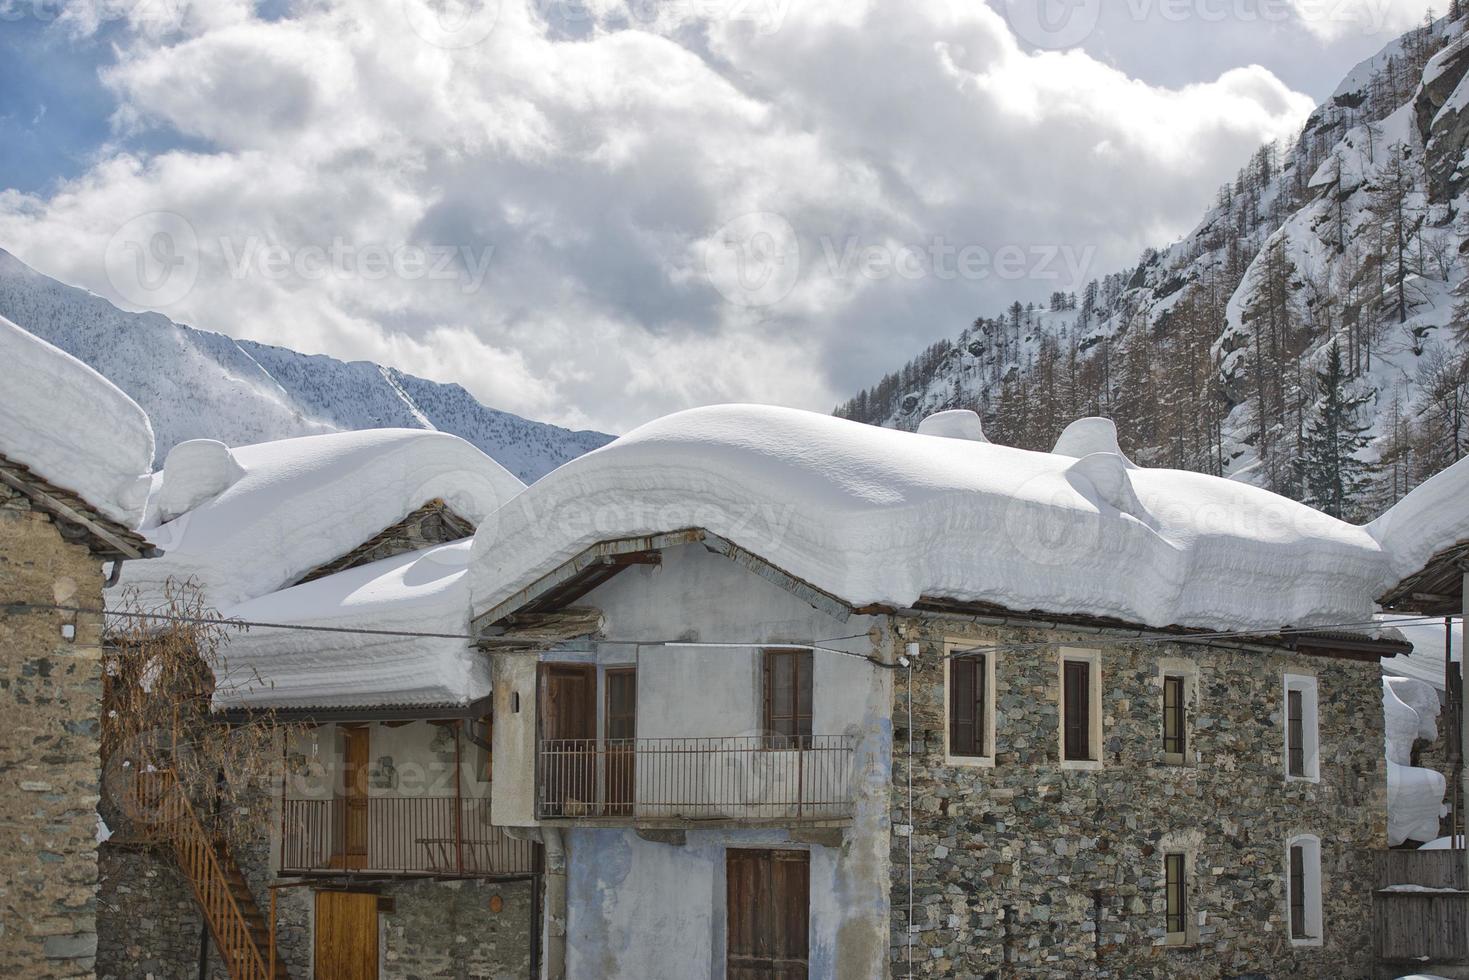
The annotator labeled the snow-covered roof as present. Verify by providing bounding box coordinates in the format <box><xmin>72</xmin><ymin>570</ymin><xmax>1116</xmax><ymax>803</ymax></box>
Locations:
<box><xmin>0</xmin><ymin>314</ymin><xmax>154</xmax><ymax>527</ymax></box>
<box><xmin>213</xmin><ymin>541</ymin><xmax>483</xmax><ymax>711</ymax></box>
<box><xmin>468</xmin><ymin>405</ymin><xmax>1420</xmax><ymax>633</ymax></box>
<box><xmin>1368</xmin><ymin>454</ymin><xmax>1469</xmax><ymax>589</ymax></box>
<box><xmin>123</xmin><ymin>428</ymin><xmax>524</xmax><ymax>609</ymax></box>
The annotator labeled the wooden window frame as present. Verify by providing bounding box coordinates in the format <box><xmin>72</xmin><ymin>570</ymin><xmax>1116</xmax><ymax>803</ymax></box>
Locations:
<box><xmin>944</xmin><ymin>642</ymin><xmax>995</xmax><ymax>766</ymax></box>
<box><xmin>1283</xmin><ymin>674</ymin><xmax>1320</xmax><ymax>782</ymax></box>
<box><xmin>1162</xmin><ymin>674</ymin><xmax>1186</xmax><ymax>764</ymax></box>
<box><xmin>605</xmin><ymin>667</ymin><xmax>637</xmax><ymax>742</ymax></box>
<box><xmin>1059</xmin><ymin>650</ymin><xmax>1102</xmax><ymax>769</ymax></box>
<box><xmin>762</xmin><ymin>649</ymin><xmax>813</xmax><ymax>749</ymax></box>
<box><xmin>1285</xmin><ymin>835</ymin><xmax>1323</xmax><ymax>946</ymax></box>
<box><xmin>1164</xmin><ymin>852</ymin><xmax>1187</xmax><ymax>945</ymax></box>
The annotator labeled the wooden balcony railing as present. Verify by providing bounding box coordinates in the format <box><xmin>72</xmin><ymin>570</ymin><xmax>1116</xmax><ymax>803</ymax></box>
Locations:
<box><xmin>536</xmin><ymin>735</ymin><xmax>857</xmax><ymax>822</ymax></box>
<box><xmin>280</xmin><ymin>797</ymin><xmax>538</xmax><ymax>877</ymax></box>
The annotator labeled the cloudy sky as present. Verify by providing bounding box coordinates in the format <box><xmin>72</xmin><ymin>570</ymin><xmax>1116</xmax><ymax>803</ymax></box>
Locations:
<box><xmin>0</xmin><ymin>0</ymin><xmax>1439</xmax><ymax>433</ymax></box>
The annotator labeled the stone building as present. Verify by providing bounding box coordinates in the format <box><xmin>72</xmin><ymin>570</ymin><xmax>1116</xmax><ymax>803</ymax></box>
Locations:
<box><xmin>94</xmin><ymin>429</ymin><xmax>533</xmax><ymax>979</ymax></box>
<box><xmin>460</xmin><ymin>404</ymin><xmax>1467</xmax><ymax>979</ymax></box>
<box><xmin>0</xmin><ymin>315</ymin><xmax>156</xmax><ymax>978</ymax></box>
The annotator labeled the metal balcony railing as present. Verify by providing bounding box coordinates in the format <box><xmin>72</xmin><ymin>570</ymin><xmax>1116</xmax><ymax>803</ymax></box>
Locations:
<box><xmin>536</xmin><ymin>735</ymin><xmax>857</xmax><ymax>822</ymax></box>
<box><xmin>280</xmin><ymin>797</ymin><xmax>538</xmax><ymax>877</ymax></box>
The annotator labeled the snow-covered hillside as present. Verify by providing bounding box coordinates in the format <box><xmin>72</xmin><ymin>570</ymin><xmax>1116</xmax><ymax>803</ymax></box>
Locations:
<box><xmin>0</xmin><ymin>249</ymin><xmax>612</xmax><ymax>483</ymax></box>
<box><xmin>838</xmin><ymin>15</ymin><xmax>1469</xmax><ymax>521</ymax></box>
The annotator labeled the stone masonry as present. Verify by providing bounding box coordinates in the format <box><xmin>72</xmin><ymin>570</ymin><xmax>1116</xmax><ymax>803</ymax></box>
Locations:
<box><xmin>890</xmin><ymin>618</ymin><xmax>1386</xmax><ymax>979</ymax></box>
<box><xmin>0</xmin><ymin>482</ymin><xmax>108</xmax><ymax>977</ymax></box>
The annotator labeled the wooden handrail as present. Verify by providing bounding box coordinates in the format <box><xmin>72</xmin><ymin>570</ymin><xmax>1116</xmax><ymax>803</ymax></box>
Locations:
<box><xmin>148</xmin><ymin>771</ymin><xmax>277</xmax><ymax>980</ymax></box>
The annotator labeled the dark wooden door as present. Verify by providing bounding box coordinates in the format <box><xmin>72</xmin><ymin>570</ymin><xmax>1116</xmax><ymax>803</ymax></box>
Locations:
<box><xmin>540</xmin><ymin>664</ymin><xmax>596</xmax><ymax>816</ymax></box>
<box><xmin>340</xmin><ymin>726</ymin><xmax>369</xmax><ymax>868</ymax></box>
<box><xmin>605</xmin><ymin>668</ymin><xmax>637</xmax><ymax>815</ymax></box>
<box><xmin>727</xmin><ymin>849</ymin><xmax>809</xmax><ymax>979</ymax></box>
<box><xmin>315</xmin><ymin>891</ymin><xmax>378</xmax><ymax>980</ymax></box>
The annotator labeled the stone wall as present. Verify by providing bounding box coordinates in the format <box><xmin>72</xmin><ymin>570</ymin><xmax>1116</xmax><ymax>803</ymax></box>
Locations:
<box><xmin>890</xmin><ymin>618</ymin><xmax>1387</xmax><ymax>979</ymax></box>
<box><xmin>97</xmin><ymin>773</ymin><xmax>534</xmax><ymax>978</ymax></box>
<box><xmin>0</xmin><ymin>483</ymin><xmax>107</xmax><ymax>977</ymax></box>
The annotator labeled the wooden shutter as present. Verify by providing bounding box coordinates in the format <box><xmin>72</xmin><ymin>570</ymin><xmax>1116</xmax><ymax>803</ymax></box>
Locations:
<box><xmin>727</xmin><ymin>849</ymin><xmax>809</xmax><ymax>979</ymax></box>
<box><xmin>764</xmin><ymin>651</ymin><xmax>813</xmax><ymax>748</ymax></box>
<box><xmin>1289</xmin><ymin>845</ymin><xmax>1307</xmax><ymax>939</ymax></box>
<box><xmin>1063</xmin><ymin>660</ymin><xmax>1092</xmax><ymax>761</ymax></box>
<box><xmin>1287</xmin><ymin>689</ymin><xmax>1305</xmax><ymax>777</ymax></box>
<box><xmin>1163</xmin><ymin>676</ymin><xmax>1185</xmax><ymax>758</ymax></box>
<box><xmin>1165</xmin><ymin>853</ymin><xmax>1186</xmax><ymax>937</ymax></box>
<box><xmin>949</xmin><ymin>657</ymin><xmax>985</xmax><ymax>757</ymax></box>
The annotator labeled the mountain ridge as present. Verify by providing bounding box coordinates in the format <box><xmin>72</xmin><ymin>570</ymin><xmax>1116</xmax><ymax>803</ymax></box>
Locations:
<box><xmin>0</xmin><ymin>248</ymin><xmax>612</xmax><ymax>484</ymax></box>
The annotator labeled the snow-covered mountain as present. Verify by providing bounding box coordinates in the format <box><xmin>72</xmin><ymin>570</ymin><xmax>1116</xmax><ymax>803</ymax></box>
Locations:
<box><xmin>0</xmin><ymin>249</ymin><xmax>612</xmax><ymax>483</ymax></box>
<box><xmin>838</xmin><ymin>15</ymin><xmax>1469</xmax><ymax>520</ymax></box>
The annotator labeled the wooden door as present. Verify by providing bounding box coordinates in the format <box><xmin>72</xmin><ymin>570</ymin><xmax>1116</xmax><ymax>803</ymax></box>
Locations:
<box><xmin>540</xmin><ymin>665</ymin><xmax>596</xmax><ymax>816</ymax></box>
<box><xmin>340</xmin><ymin>726</ymin><xmax>369</xmax><ymax>868</ymax></box>
<box><xmin>605</xmin><ymin>668</ymin><xmax>637</xmax><ymax>815</ymax></box>
<box><xmin>727</xmin><ymin>849</ymin><xmax>809</xmax><ymax>979</ymax></box>
<box><xmin>315</xmin><ymin>891</ymin><xmax>378</xmax><ymax>980</ymax></box>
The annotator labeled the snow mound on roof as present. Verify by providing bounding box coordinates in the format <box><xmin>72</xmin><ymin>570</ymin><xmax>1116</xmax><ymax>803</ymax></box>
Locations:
<box><xmin>157</xmin><ymin>439</ymin><xmax>245</xmax><ymax>522</ymax></box>
<box><xmin>469</xmin><ymin>405</ymin><xmax>1389</xmax><ymax>632</ymax></box>
<box><xmin>1368</xmin><ymin>454</ymin><xmax>1469</xmax><ymax>585</ymax></box>
<box><xmin>213</xmin><ymin>541</ymin><xmax>483</xmax><ymax>711</ymax></box>
<box><xmin>125</xmin><ymin>429</ymin><xmax>524</xmax><ymax>609</ymax></box>
<box><xmin>0</xmin><ymin>314</ymin><xmax>153</xmax><ymax>526</ymax></box>
<box><xmin>917</xmin><ymin>410</ymin><xmax>988</xmax><ymax>442</ymax></box>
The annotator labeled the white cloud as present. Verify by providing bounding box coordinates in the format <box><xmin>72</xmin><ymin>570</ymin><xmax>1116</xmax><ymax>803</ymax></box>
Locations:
<box><xmin>1288</xmin><ymin>0</ymin><xmax>1436</xmax><ymax>41</ymax></box>
<box><xmin>0</xmin><ymin>0</ymin><xmax>1318</xmax><ymax>433</ymax></box>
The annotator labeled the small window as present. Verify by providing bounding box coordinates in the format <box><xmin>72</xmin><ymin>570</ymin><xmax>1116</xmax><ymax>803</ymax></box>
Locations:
<box><xmin>1283</xmin><ymin>675</ymin><xmax>1320</xmax><ymax>781</ymax></box>
<box><xmin>763</xmin><ymin>650</ymin><xmax>812</xmax><ymax>748</ymax></box>
<box><xmin>606</xmin><ymin>668</ymin><xmax>637</xmax><ymax>741</ymax></box>
<box><xmin>1059</xmin><ymin>652</ymin><xmax>1100</xmax><ymax>766</ymax></box>
<box><xmin>1165</xmin><ymin>852</ymin><xmax>1187</xmax><ymax>945</ymax></box>
<box><xmin>1162</xmin><ymin>675</ymin><xmax>1186</xmax><ymax>763</ymax></box>
<box><xmin>947</xmin><ymin>653</ymin><xmax>992</xmax><ymax>762</ymax></box>
<box><xmin>1286</xmin><ymin>835</ymin><xmax>1323</xmax><ymax>945</ymax></box>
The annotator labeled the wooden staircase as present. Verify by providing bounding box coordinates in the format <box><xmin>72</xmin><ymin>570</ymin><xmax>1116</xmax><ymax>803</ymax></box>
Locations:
<box><xmin>138</xmin><ymin>771</ymin><xmax>290</xmax><ymax>980</ymax></box>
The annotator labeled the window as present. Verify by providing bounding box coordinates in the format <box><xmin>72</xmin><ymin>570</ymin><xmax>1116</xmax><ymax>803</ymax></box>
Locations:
<box><xmin>1059</xmin><ymin>650</ymin><xmax>1101</xmax><ymax>766</ymax></box>
<box><xmin>1285</xmin><ymin>835</ymin><xmax>1323</xmax><ymax>945</ymax></box>
<box><xmin>1283</xmin><ymin>675</ymin><xmax>1320</xmax><ymax>781</ymax></box>
<box><xmin>1162</xmin><ymin>675</ymin><xmax>1186</xmax><ymax>763</ymax></box>
<box><xmin>945</xmin><ymin>647</ymin><xmax>995</xmax><ymax>764</ymax></box>
<box><xmin>1165</xmin><ymin>852</ymin><xmax>1187</xmax><ymax>945</ymax></box>
<box><xmin>764</xmin><ymin>649</ymin><xmax>812</xmax><ymax>748</ymax></box>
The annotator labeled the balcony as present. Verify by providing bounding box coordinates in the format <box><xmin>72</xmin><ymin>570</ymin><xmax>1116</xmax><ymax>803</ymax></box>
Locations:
<box><xmin>280</xmin><ymin>797</ymin><xmax>539</xmax><ymax>878</ymax></box>
<box><xmin>536</xmin><ymin>735</ymin><xmax>857</xmax><ymax>824</ymax></box>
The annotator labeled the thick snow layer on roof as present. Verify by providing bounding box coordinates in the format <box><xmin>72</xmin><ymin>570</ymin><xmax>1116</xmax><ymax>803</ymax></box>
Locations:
<box><xmin>125</xmin><ymin>428</ymin><xmax>523</xmax><ymax>609</ymax></box>
<box><xmin>469</xmin><ymin>405</ymin><xmax>1393</xmax><ymax>632</ymax></box>
<box><xmin>213</xmin><ymin>541</ymin><xmax>483</xmax><ymax>711</ymax></box>
<box><xmin>1368</xmin><ymin>455</ymin><xmax>1469</xmax><ymax>586</ymax></box>
<box><xmin>0</xmin><ymin>314</ymin><xmax>153</xmax><ymax>526</ymax></box>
